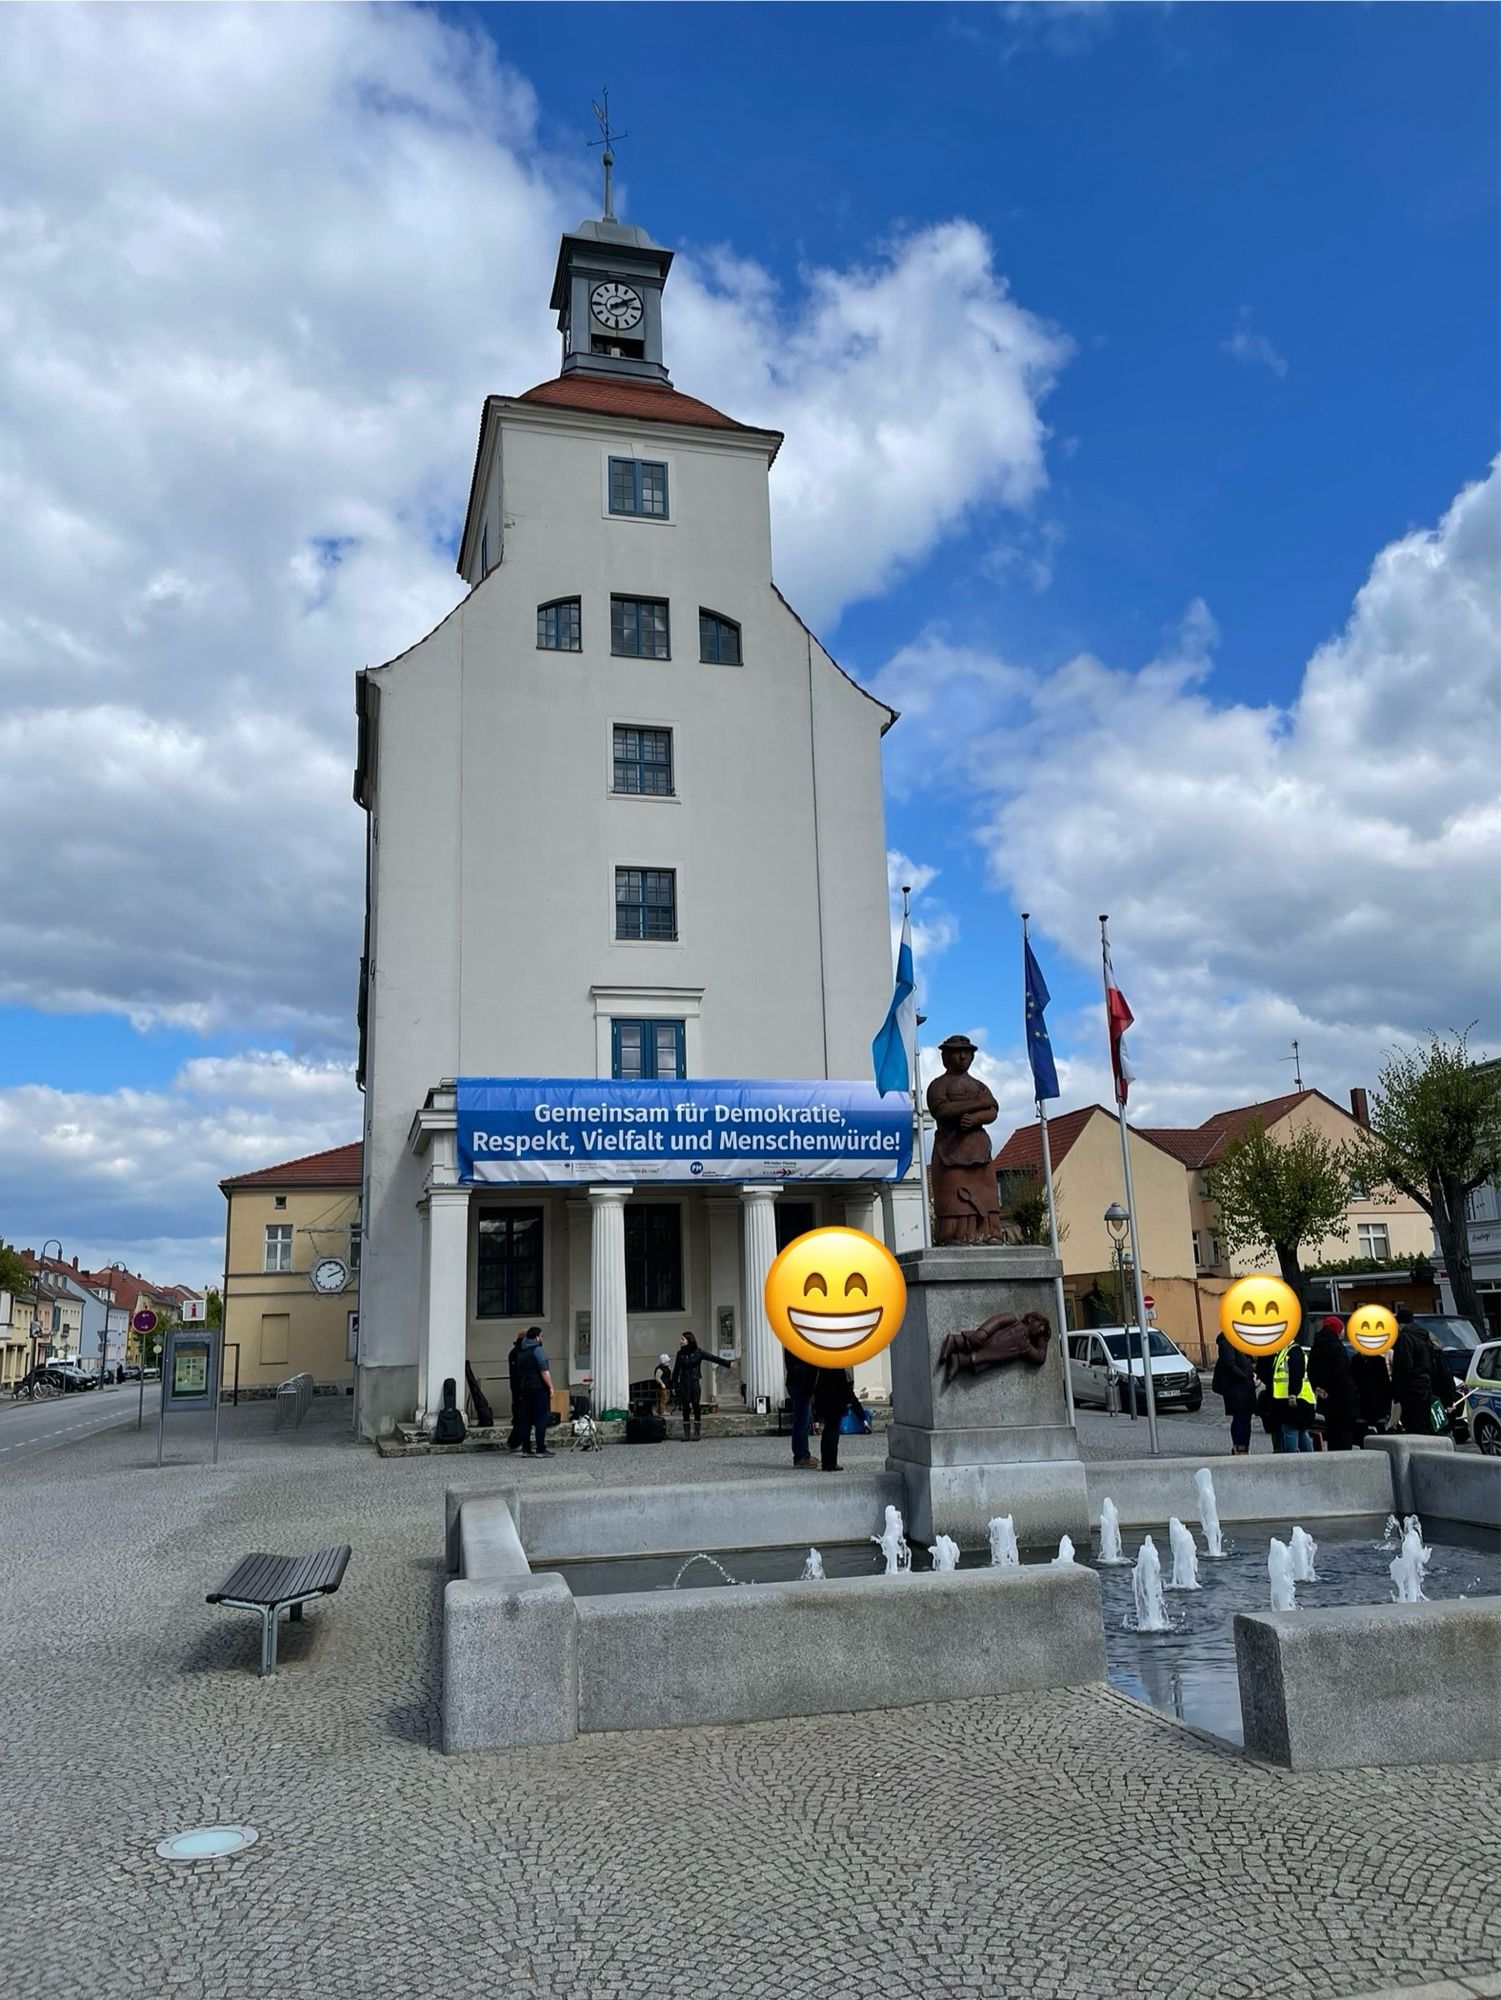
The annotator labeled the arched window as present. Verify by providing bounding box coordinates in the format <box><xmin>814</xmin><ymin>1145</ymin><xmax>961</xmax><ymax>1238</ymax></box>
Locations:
<box><xmin>698</xmin><ymin>609</ymin><xmax>741</xmax><ymax>665</ymax></box>
<box><xmin>537</xmin><ymin>598</ymin><xmax>581</xmax><ymax>651</ymax></box>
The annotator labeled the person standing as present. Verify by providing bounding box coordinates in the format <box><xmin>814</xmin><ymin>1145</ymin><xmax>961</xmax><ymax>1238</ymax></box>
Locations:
<box><xmin>1350</xmin><ymin>1343</ymin><xmax>1393</xmax><ymax>1437</ymax></box>
<box><xmin>813</xmin><ymin>1366</ymin><xmax>858</xmax><ymax>1472</ymax></box>
<box><xmin>504</xmin><ymin>1330</ymin><xmax>527</xmax><ymax>1452</ymax></box>
<box><xmin>1308</xmin><ymin>1314</ymin><xmax>1360</xmax><ymax>1451</ymax></box>
<box><xmin>514</xmin><ymin>1326</ymin><xmax>556</xmax><ymax>1458</ymax></box>
<box><xmin>785</xmin><ymin>1349</ymin><xmax>817</xmax><ymax>1469</ymax></box>
<box><xmin>1391</xmin><ymin>1307</ymin><xmax>1440</xmax><ymax>1434</ymax></box>
<box><xmin>1272</xmin><ymin>1333</ymin><xmax>1317</xmax><ymax>1453</ymax></box>
<box><xmin>670</xmin><ymin>1331</ymin><xmax>730</xmax><ymax>1441</ymax></box>
<box><xmin>1211</xmin><ymin>1332</ymin><xmax>1257</xmax><ymax>1455</ymax></box>
<box><xmin>653</xmin><ymin>1352</ymin><xmax>674</xmax><ymax>1418</ymax></box>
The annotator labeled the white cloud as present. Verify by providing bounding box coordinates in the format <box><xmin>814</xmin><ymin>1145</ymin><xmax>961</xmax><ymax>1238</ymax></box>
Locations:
<box><xmin>1221</xmin><ymin>306</ymin><xmax>1288</xmax><ymax>379</ymax></box>
<box><xmin>885</xmin><ymin>850</ymin><xmax>960</xmax><ymax>985</ymax></box>
<box><xmin>0</xmin><ymin>3</ymin><xmax>1068</xmax><ymax>1056</ymax></box>
<box><xmin>872</xmin><ymin>462</ymin><xmax>1501</xmax><ymax>1128</ymax></box>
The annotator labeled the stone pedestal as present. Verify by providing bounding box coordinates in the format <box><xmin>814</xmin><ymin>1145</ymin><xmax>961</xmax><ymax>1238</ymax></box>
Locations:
<box><xmin>885</xmin><ymin>1246</ymin><xmax>1088</xmax><ymax>1547</ymax></box>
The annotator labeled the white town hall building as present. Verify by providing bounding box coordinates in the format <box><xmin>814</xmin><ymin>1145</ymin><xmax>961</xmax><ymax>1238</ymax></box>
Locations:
<box><xmin>353</xmin><ymin>190</ymin><xmax>919</xmax><ymax>1440</ymax></box>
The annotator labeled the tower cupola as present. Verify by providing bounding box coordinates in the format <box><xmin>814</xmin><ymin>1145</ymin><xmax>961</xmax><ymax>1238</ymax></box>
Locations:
<box><xmin>548</xmin><ymin>93</ymin><xmax>673</xmax><ymax>385</ymax></box>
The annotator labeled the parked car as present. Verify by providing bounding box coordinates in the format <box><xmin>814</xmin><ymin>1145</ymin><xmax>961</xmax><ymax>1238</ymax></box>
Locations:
<box><xmin>1066</xmin><ymin>1328</ymin><xmax>1203</xmax><ymax>1412</ymax></box>
<box><xmin>118</xmin><ymin>1363</ymin><xmax>144</xmax><ymax>1381</ymax></box>
<box><xmin>1463</xmin><ymin>1341</ymin><xmax>1501</xmax><ymax>1457</ymax></box>
<box><xmin>42</xmin><ymin>1362</ymin><xmax>95</xmax><ymax>1393</ymax></box>
<box><xmin>1413</xmin><ymin>1313</ymin><xmax>1482</xmax><ymax>1398</ymax></box>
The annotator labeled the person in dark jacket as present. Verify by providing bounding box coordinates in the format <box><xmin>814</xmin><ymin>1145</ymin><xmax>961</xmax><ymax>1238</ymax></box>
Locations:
<box><xmin>1391</xmin><ymin>1308</ymin><xmax>1441</xmax><ymax>1434</ymax></box>
<box><xmin>812</xmin><ymin>1367</ymin><xmax>858</xmax><ymax>1472</ymax></box>
<box><xmin>1350</xmin><ymin>1345</ymin><xmax>1393</xmax><ymax>1435</ymax></box>
<box><xmin>653</xmin><ymin>1352</ymin><xmax>674</xmax><ymax>1417</ymax></box>
<box><xmin>1308</xmin><ymin>1315</ymin><xmax>1360</xmax><ymax>1451</ymax></box>
<box><xmin>785</xmin><ymin>1350</ymin><xmax>817</xmax><ymax>1468</ymax></box>
<box><xmin>1212</xmin><ymin>1334</ymin><xmax>1258</xmax><ymax>1454</ymax></box>
<box><xmin>670</xmin><ymin>1331</ymin><xmax>731</xmax><ymax>1441</ymax></box>
<box><xmin>513</xmin><ymin>1327</ymin><xmax>555</xmax><ymax>1457</ymax></box>
<box><xmin>505</xmin><ymin>1331</ymin><xmax>527</xmax><ymax>1452</ymax></box>
<box><xmin>1253</xmin><ymin>1354</ymin><xmax>1285</xmax><ymax>1452</ymax></box>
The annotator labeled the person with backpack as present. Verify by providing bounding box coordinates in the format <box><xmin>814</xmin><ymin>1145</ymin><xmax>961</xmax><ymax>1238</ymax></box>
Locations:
<box><xmin>514</xmin><ymin>1327</ymin><xmax>556</xmax><ymax>1457</ymax></box>
<box><xmin>670</xmin><ymin>1331</ymin><xmax>731</xmax><ymax>1441</ymax></box>
<box><xmin>1391</xmin><ymin>1308</ymin><xmax>1442</xmax><ymax>1434</ymax></box>
<box><xmin>504</xmin><ymin>1330</ymin><xmax>527</xmax><ymax>1452</ymax></box>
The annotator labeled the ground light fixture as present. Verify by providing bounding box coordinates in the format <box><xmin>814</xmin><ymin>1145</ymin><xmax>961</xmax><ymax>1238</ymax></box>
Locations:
<box><xmin>154</xmin><ymin>1826</ymin><xmax>258</xmax><ymax>1862</ymax></box>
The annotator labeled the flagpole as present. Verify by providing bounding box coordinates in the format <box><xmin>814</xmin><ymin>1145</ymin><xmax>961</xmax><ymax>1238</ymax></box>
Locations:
<box><xmin>905</xmin><ymin>885</ymin><xmax>933</xmax><ymax>1250</ymax></box>
<box><xmin>1023</xmin><ymin>913</ymin><xmax>1075</xmax><ymax>1428</ymax></box>
<box><xmin>1100</xmin><ymin>914</ymin><xmax>1160</xmax><ymax>1455</ymax></box>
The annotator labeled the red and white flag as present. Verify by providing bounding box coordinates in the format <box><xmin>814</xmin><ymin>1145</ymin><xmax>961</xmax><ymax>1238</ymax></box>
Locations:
<box><xmin>1102</xmin><ymin>931</ymin><xmax>1135</xmax><ymax>1106</ymax></box>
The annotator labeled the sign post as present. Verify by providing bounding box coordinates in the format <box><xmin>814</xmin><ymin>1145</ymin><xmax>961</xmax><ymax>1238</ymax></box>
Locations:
<box><xmin>156</xmin><ymin>1324</ymin><xmax>221</xmax><ymax>1467</ymax></box>
<box><xmin>133</xmin><ymin>1308</ymin><xmax>157</xmax><ymax>1430</ymax></box>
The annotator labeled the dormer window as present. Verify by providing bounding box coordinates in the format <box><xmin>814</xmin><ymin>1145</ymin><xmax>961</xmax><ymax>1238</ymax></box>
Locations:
<box><xmin>699</xmin><ymin>610</ymin><xmax>741</xmax><ymax>665</ymax></box>
<box><xmin>609</xmin><ymin>458</ymin><xmax>668</xmax><ymax>519</ymax></box>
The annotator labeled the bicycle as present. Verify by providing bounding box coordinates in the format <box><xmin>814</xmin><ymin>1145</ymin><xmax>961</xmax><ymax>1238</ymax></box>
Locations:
<box><xmin>11</xmin><ymin>1370</ymin><xmax>58</xmax><ymax>1402</ymax></box>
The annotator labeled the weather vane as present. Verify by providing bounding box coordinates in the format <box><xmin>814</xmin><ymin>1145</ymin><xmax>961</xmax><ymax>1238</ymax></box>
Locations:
<box><xmin>589</xmin><ymin>88</ymin><xmax>627</xmax><ymax>222</ymax></box>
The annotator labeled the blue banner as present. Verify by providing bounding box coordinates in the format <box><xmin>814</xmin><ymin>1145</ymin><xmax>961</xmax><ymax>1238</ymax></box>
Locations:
<box><xmin>456</xmin><ymin>1078</ymin><xmax>912</xmax><ymax>1186</ymax></box>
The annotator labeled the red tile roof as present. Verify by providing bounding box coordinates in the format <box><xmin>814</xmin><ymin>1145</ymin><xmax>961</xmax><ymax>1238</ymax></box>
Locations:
<box><xmin>992</xmin><ymin>1106</ymin><xmax>1104</xmax><ymax>1173</ymax></box>
<box><xmin>516</xmin><ymin>373</ymin><xmax>781</xmax><ymax>447</ymax></box>
<box><xmin>1138</xmin><ymin>1090</ymin><xmax>1344</xmax><ymax>1171</ymax></box>
<box><xmin>220</xmin><ymin>1142</ymin><xmax>363</xmax><ymax>1192</ymax></box>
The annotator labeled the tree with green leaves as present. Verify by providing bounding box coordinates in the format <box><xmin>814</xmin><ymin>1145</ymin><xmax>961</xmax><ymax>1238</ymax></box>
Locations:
<box><xmin>1355</xmin><ymin>1030</ymin><xmax>1501</xmax><ymax>1336</ymax></box>
<box><xmin>997</xmin><ymin>1171</ymin><xmax>1069</xmax><ymax>1249</ymax></box>
<box><xmin>1205</xmin><ymin>1120</ymin><xmax>1360</xmax><ymax>1295</ymax></box>
<box><xmin>0</xmin><ymin>1240</ymin><xmax>30</xmax><ymax>1297</ymax></box>
<box><xmin>204</xmin><ymin>1287</ymin><xmax>223</xmax><ymax>1327</ymax></box>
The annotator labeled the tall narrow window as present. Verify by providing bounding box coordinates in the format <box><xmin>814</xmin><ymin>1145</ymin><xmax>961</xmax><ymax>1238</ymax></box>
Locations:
<box><xmin>612</xmin><ymin>1019</ymin><xmax>686</xmax><ymax>1080</ymax></box>
<box><xmin>537</xmin><ymin>598</ymin><xmax>581</xmax><ymax>651</ymax></box>
<box><xmin>263</xmin><ymin>1224</ymin><xmax>293</xmax><ymax>1274</ymax></box>
<box><xmin>625</xmin><ymin>1204</ymin><xmax>683</xmax><ymax>1312</ymax></box>
<box><xmin>348</xmin><ymin>1223</ymin><xmax>362</xmax><ymax>1274</ymax></box>
<box><xmin>611</xmin><ymin>596</ymin><xmax>670</xmax><ymax>658</ymax></box>
<box><xmin>612</xmin><ymin>725</ymin><xmax>673</xmax><ymax>796</ymax></box>
<box><xmin>699</xmin><ymin>610</ymin><xmax>741</xmax><ymax>665</ymax></box>
<box><xmin>476</xmin><ymin>1209</ymin><xmax>544</xmax><ymax>1317</ymax></box>
<box><xmin>614</xmin><ymin>867</ymin><xmax>676</xmax><ymax>941</ymax></box>
<box><xmin>608</xmin><ymin>457</ymin><xmax>668</xmax><ymax>518</ymax></box>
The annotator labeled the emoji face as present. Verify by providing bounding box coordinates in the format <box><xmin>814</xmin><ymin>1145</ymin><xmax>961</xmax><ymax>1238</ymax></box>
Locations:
<box><xmin>1345</xmin><ymin>1303</ymin><xmax>1398</xmax><ymax>1356</ymax></box>
<box><xmin>764</xmin><ymin>1227</ymin><xmax>906</xmax><ymax>1370</ymax></box>
<box><xmin>1218</xmin><ymin>1275</ymin><xmax>1301</xmax><ymax>1357</ymax></box>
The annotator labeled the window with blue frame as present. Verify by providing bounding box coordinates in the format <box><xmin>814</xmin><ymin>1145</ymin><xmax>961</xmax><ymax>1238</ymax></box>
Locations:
<box><xmin>698</xmin><ymin>609</ymin><xmax>741</xmax><ymax>665</ymax></box>
<box><xmin>611</xmin><ymin>596</ymin><xmax>670</xmax><ymax>658</ymax></box>
<box><xmin>612</xmin><ymin>725</ymin><xmax>673</xmax><ymax>796</ymax></box>
<box><xmin>537</xmin><ymin>598</ymin><xmax>582</xmax><ymax>651</ymax></box>
<box><xmin>614</xmin><ymin>866</ymin><xmax>676</xmax><ymax>941</ymax></box>
<box><xmin>625</xmin><ymin>1204</ymin><xmax>683</xmax><ymax>1313</ymax></box>
<box><xmin>608</xmin><ymin>457</ymin><xmax>668</xmax><ymax>518</ymax></box>
<box><xmin>612</xmin><ymin>1019</ymin><xmax>686</xmax><ymax>1080</ymax></box>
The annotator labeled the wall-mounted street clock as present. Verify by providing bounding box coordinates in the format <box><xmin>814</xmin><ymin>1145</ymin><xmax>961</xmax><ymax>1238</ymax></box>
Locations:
<box><xmin>310</xmin><ymin>1256</ymin><xmax>350</xmax><ymax>1296</ymax></box>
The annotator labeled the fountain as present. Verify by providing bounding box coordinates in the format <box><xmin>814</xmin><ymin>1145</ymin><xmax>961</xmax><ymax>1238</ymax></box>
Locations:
<box><xmin>1167</xmin><ymin>1517</ymin><xmax>1201</xmax><ymax>1591</ymax></box>
<box><xmin>1052</xmin><ymin>1535</ymin><xmax>1077</xmax><ymax>1567</ymax></box>
<box><xmin>872</xmin><ymin>1505</ymin><xmax>912</xmax><ymax>1576</ymax></box>
<box><xmin>1129</xmin><ymin>1537</ymin><xmax>1170</xmax><ymax>1632</ymax></box>
<box><xmin>1389</xmin><ymin>1523</ymin><xmax>1432</xmax><ymax>1603</ymax></box>
<box><xmin>1194</xmin><ymin>1468</ymin><xmax>1225</xmax><ymax>1558</ymax></box>
<box><xmin>929</xmin><ymin>1535</ymin><xmax>960</xmax><ymax>1572</ymax></box>
<box><xmin>800</xmin><ymin>1548</ymin><xmax>826</xmax><ymax>1581</ymax></box>
<box><xmin>670</xmin><ymin>1553</ymin><xmax>744</xmax><ymax>1589</ymax></box>
<box><xmin>1097</xmin><ymin>1498</ymin><xmax>1129</xmax><ymax>1565</ymax></box>
<box><xmin>1268</xmin><ymin>1538</ymin><xmax>1297</xmax><ymax>1611</ymax></box>
<box><xmin>987</xmin><ymin>1515</ymin><xmax>1020</xmax><ymax>1568</ymax></box>
<box><xmin>1289</xmin><ymin>1526</ymin><xmax>1319</xmax><ymax>1584</ymax></box>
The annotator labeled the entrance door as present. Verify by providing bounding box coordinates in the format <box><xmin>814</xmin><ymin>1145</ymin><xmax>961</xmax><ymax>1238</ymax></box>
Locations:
<box><xmin>776</xmin><ymin>1201</ymin><xmax>817</xmax><ymax>1252</ymax></box>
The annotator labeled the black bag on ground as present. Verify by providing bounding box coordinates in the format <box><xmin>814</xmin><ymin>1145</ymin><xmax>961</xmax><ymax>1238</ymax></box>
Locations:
<box><xmin>625</xmin><ymin>1413</ymin><xmax>667</xmax><ymax>1444</ymax></box>
<box><xmin>433</xmin><ymin>1376</ymin><xmax>467</xmax><ymax>1445</ymax></box>
<box><xmin>464</xmin><ymin>1361</ymin><xmax>494</xmax><ymax>1429</ymax></box>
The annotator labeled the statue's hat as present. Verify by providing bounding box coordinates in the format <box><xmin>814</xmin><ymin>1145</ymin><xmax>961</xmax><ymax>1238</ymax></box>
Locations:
<box><xmin>938</xmin><ymin>1034</ymin><xmax>978</xmax><ymax>1053</ymax></box>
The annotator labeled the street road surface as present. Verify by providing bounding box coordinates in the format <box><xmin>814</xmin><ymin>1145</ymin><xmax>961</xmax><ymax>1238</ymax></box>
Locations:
<box><xmin>0</xmin><ymin>1381</ymin><xmax>161</xmax><ymax>1464</ymax></box>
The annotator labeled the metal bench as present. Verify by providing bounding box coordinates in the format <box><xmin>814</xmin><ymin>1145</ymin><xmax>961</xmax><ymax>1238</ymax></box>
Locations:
<box><xmin>274</xmin><ymin>1371</ymin><xmax>315</xmax><ymax>1430</ymax></box>
<box><xmin>206</xmin><ymin>1545</ymin><xmax>351</xmax><ymax>1676</ymax></box>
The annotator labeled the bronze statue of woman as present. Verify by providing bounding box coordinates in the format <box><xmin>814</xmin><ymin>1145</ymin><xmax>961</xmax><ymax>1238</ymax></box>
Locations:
<box><xmin>925</xmin><ymin>1035</ymin><xmax>1004</xmax><ymax>1245</ymax></box>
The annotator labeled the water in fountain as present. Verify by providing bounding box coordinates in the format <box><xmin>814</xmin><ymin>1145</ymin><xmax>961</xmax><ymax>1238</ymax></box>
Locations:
<box><xmin>1289</xmin><ymin>1525</ymin><xmax>1319</xmax><ymax>1583</ymax></box>
<box><xmin>871</xmin><ymin>1505</ymin><xmax>912</xmax><ymax>1576</ymax></box>
<box><xmin>1194</xmin><ymin>1467</ymin><xmax>1225</xmax><ymax>1558</ymax></box>
<box><xmin>1377</xmin><ymin>1513</ymin><xmax>1402</xmax><ymax>1550</ymax></box>
<box><xmin>800</xmin><ymin>1547</ymin><xmax>826</xmax><ymax>1581</ymax></box>
<box><xmin>1268</xmin><ymin>1538</ymin><xmax>1297</xmax><ymax>1611</ymax></box>
<box><xmin>987</xmin><ymin>1515</ymin><xmax>1020</xmax><ymax>1568</ymax></box>
<box><xmin>1389</xmin><ymin>1523</ymin><xmax>1432</xmax><ymax>1603</ymax></box>
<box><xmin>670</xmin><ymin>1552</ymin><xmax>745</xmax><ymax>1589</ymax></box>
<box><xmin>1052</xmin><ymin>1534</ymin><xmax>1077</xmax><ymax>1567</ymax></box>
<box><xmin>1403</xmin><ymin>1512</ymin><xmax>1425</xmax><ymax>1542</ymax></box>
<box><xmin>1097</xmin><ymin>1498</ymin><xmax>1128</xmax><ymax>1565</ymax></box>
<box><xmin>929</xmin><ymin>1534</ymin><xmax>960</xmax><ymax>1572</ymax></box>
<box><xmin>1167</xmin><ymin>1516</ymin><xmax>1201</xmax><ymax>1591</ymax></box>
<box><xmin>1130</xmin><ymin>1537</ymin><xmax>1170</xmax><ymax>1631</ymax></box>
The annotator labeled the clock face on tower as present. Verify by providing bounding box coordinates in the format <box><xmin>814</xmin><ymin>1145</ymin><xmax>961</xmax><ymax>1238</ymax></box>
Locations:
<box><xmin>590</xmin><ymin>282</ymin><xmax>644</xmax><ymax>332</ymax></box>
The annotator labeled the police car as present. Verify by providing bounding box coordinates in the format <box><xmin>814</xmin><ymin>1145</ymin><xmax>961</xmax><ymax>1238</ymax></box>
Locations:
<box><xmin>1462</xmin><ymin>1341</ymin><xmax>1501</xmax><ymax>1456</ymax></box>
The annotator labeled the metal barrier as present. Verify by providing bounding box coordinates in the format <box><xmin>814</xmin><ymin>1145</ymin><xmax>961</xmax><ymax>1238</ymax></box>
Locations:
<box><xmin>274</xmin><ymin>1371</ymin><xmax>315</xmax><ymax>1431</ymax></box>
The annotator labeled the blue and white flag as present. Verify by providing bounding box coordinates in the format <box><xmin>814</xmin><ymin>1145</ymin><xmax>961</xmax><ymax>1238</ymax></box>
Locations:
<box><xmin>872</xmin><ymin>913</ymin><xmax>917</xmax><ymax>1098</ymax></box>
<box><xmin>1024</xmin><ymin>939</ymin><xmax>1061</xmax><ymax>1102</ymax></box>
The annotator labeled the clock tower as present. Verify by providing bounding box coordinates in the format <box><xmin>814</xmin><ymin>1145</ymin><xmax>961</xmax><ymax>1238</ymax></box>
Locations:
<box><xmin>549</xmin><ymin>214</ymin><xmax>674</xmax><ymax>386</ymax></box>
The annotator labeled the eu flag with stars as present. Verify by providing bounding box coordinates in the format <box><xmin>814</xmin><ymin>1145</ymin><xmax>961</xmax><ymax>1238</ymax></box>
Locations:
<box><xmin>1025</xmin><ymin>940</ymin><xmax>1060</xmax><ymax>1102</ymax></box>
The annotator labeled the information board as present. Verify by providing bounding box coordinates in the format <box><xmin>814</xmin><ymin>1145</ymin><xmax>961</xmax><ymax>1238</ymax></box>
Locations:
<box><xmin>163</xmin><ymin>1329</ymin><xmax>219</xmax><ymax>1412</ymax></box>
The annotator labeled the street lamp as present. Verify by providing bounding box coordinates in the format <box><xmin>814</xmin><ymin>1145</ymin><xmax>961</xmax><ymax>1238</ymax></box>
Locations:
<box><xmin>1102</xmin><ymin>1205</ymin><xmax>1135</xmax><ymax>1421</ymax></box>
<box><xmin>35</xmin><ymin>1239</ymin><xmax>62</xmax><ymax>1376</ymax></box>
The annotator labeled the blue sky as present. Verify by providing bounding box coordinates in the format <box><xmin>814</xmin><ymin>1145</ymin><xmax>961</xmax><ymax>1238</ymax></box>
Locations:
<box><xmin>0</xmin><ymin>2</ymin><xmax>1496</xmax><ymax>1283</ymax></box>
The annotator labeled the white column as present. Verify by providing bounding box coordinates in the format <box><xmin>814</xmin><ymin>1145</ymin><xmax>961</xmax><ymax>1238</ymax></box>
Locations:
<box><xmin>422</xmin><ymin>1186</ymin><xmax>470</xmax><ymax>1430</ymax></box>
<box><xmin>740</xmin><ymin>1184</ymin><xmax>781</xmax><ymax>1409</ymax></box>
<box><xmin>589</xmin><ymin>1185</ymin><xmax>631</xmax><ymax>1416</ymax></box>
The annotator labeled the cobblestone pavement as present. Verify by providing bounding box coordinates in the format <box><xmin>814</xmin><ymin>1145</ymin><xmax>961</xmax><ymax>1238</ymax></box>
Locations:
<box><xmin>2</xmin><ymin>1401</ymin><xmax>1495</xmax><ymax>2000</ymax></box>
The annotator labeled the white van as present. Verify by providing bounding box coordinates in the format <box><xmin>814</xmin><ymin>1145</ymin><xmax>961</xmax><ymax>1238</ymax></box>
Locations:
<box><xmin>1066</xmin><ymin>1327</ymin><xmax>1202</xmax><ymax>1413</ymax></box>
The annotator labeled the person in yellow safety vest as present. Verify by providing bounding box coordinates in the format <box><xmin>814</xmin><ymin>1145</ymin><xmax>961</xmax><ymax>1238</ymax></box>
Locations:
<box><xmin>1272</xmin><ymin>1333</ymin><xmax>1318</xmax><ymax>1454</ymax></box>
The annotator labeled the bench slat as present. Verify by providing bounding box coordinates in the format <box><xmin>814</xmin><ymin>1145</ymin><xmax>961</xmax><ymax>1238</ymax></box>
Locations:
<box><xmin>207</xmin><ymin>1544</ymin><xmax>351</xmax><ymax>1606</ymax></box>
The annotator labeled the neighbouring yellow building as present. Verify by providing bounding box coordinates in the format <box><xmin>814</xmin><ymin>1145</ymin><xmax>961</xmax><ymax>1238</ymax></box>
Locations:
<box><xmin>220</xmin><ymin>1143</ymin><xmax>362</xmax><ymax>1393</ymax></box>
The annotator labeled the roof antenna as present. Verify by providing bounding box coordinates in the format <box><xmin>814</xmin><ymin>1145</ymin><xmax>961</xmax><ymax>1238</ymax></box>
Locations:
<box><xmin>1280</xmin><ymin>1038</ymin><xmax>1304</xmax><ymax>1090</ymax></box>
<box><xmin>589</xmin><ymin>88</ymin><xmax>627</xmax><ymax>222</ymax></box>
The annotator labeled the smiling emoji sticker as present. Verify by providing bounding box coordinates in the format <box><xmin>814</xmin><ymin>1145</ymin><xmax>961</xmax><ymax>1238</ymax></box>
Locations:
<box><xmin>1345</xmin><ymin>1303</ymin><xmax>1398</xmax><ymax>1356</ymax></box>
<box><xmin>764</xmin><ymin>1227</ymin><xmax>906</xmax><ymax>1370</ymax></box>
<box><xmin>1218</xmin><ymin>1274</ymin><xmax>1301</xmax><ymax>1357</ymax></box>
